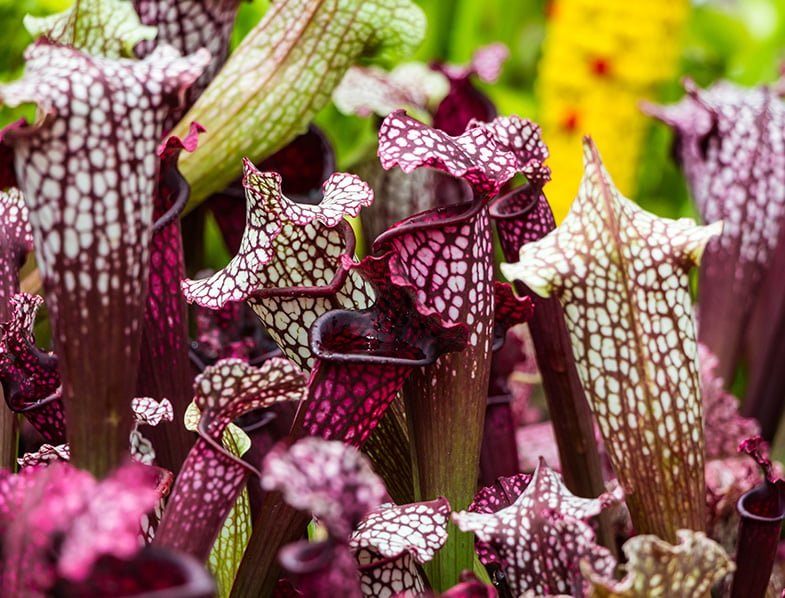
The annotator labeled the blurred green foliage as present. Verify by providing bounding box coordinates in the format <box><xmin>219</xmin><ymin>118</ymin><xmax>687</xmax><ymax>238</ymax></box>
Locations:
<box><xmin>3</xmin><ymin>0</ymin><xmax>785</xmax><ymax>220</ymax></box>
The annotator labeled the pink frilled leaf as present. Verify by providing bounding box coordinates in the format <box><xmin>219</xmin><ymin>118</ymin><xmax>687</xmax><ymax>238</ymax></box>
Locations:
<box><xmin>469</xmin><ymin>473</ymin><xmax>533</xmax><ymax>515</ymax></box>
<box><xmin>454</xmin><ymin>459</ymin><xmax>622</xmax><ymax>597</ymax></box>
<box><xmin>351</xmin><ymin>497</ymin><xmax>451</xmax><ymax>597</ymax></box>
<box><xmin>57</xmin><ymin>462</ymin><xmax>161</xmax><ymax>580</ymax></box>
<box><xmin>446</xmin><ymin>43</ymin><xmax>509</xmax><ymax>84</ymax></box>
<box><xmin>643</xmin><ymin>79</ymin><xmax>785</xmax><ymax>389</ymax></box>
<box><xmin>585</xmin><ymin>530</ymin><xmax>733</xmax><ymax>598</ymax></box>
<box><xmin>0</xmin><ymin>40</ymin><xmax>210</xmax><ymax>475</ymax></box>
<box><xmin>302</xmin><ymin>252</ymin><xmax>468</xmax><ymax>445</ymax></box>
<box><xmin>0</xmin><ymin>187</ymin><xmax>33</xmax><ymax>317</ymax></box>
<box><xmin>154</xmin><ymin>357</ymin><xmax>307</xmax><ymax>562</ymax></box>
<box><xmin>467</xmin><ymin>116</ymin><xmax>551</xmax><ymax>188</ymax></box>
<box><xmin>262</xmin><ymin>437</ymin><xmax>388</xmax><ymax>540</ymax></box>
<box><xmin>182</xmin><ymin>160</ymin><xmax>375</xmax><ymax>371</ymax></box>
<box><xmin>377</xmin><ymin>110</ymin><xmax>523</xmax><ymax>196</ymax></box>
<box><xmin>0</xmin><ymin>293</ymin><xmax>64</xmax><ymax>443</ymax></box>
<box><xmin>501</xmin><ymin>138</ymin><xmax>722</xmax><ymax>542</ymax></box>
<box><xmin>0</xmin><ymin>461</ymin><xmax>161</xmax><ymax>595</ymax></box>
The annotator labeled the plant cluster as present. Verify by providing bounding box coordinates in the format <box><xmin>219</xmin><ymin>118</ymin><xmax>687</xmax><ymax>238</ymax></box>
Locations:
<box><xmin>2</xmin><ymin>1</ymin><xmax>785</xmax><ymax>597</ymax></box>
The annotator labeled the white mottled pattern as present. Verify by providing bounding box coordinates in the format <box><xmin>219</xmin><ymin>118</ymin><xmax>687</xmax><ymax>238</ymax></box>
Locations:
<box><xmin>182</xmin><ymin>159</ymin><xmax>375</xmax><ymax>370</ymax></box>
<box><xmin>502</xmin><ymin>138</ymin><xmax>721</xmax><ymax>541</ymax></box>
<box><xmin>584</xmin><ymin>530</ymin><xmax>733</xmax><ymax>596</ymax></box>
<box><xmin>453</xmin><ymin>459</ymin><xmax>621</xmax><ymax>596</ymax></box>
<box><xmin>0</xmin><ymin>41</ymin><xmax>209</xmax><ymax>468</ymax></box>
<box><xmin>154</xmin><ymin>357</ymin><xmax>305</xmax><ymax>559</ymax></box>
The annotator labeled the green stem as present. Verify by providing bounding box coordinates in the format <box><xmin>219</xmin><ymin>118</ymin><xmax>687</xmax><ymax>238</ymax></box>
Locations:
<box><xmin>229</xmin><ymin>491</ymin><xmax>311</xmax><ymax>598</ymax></box>
<box><xmin>405</xmin><ymin>342</ymin><xmax>492</xmax><ymax>591</ymax></box>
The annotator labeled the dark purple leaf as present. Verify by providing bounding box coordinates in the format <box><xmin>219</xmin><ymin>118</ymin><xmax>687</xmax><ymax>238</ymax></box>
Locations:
<box><xmin>491</xmin><ymin>184</ymin><xmax>607</xmax><ymax>522</ymax></box>
<box><xmin>137</xmin><ymin>123</ymin><xmax>204</xmax><ymax>476</ymax></box>
<box><xmin>274</xmin><ymin>578</ymin><xmax>302</xmax><ymax>597</ymax></box>
<box><xmin>302</xmin><ymin>252</ymin><xmax>468</xmax><ymax>445</ymax></box>
<box><xmin>432</xmin><ymin>43</ymin><xmax>508</xmax><ymax>135</ymax></box>
<box><xmin>480</xmin><ymin>395</ymin><xmax>519</xmax><ymax>489</ymax></box>
<box><xmin>0</xmin><ymin>133</ymin><xmax>19</xmax><ymax>190</ymax></box>
<box><xmin>453</xmin><ymin>458</ymin><xmax>621</xmax><ymax>597</ymax></box>
<box><xmin>257</xmin><ymin>125</ymin><xmax>337</xmax><ymax>203</ymax></box>
<box><xmin>0</xmin><ymin>187</ymin><xmax>33</xmax><ymax>318</ymax></box>
<box><xmin>481</xmin><ymin>330</ymin><xmax>527</xmax><ymax>486</ymax></box>
<box><xmin>154</xmin><ymin>357</ymin><xmax>306</xmax><ymax>562</ymax></box>
<box><xmin>491</xmin><ymin>282</ymin><xmax>533</xmax><ymax>351</ymax></box>
<box><xmin>731</xmin><ymin>464</ymin><xmax>785</xmax><ymax>598</ymax></box>
<box><xmin>278</xmin><ymin>538</ymin><xmax>363</xmax><ymax>598</ymax></box>
<box><xmin>643</xmin><ymin>79</ymin><xmax>785</xmax><ymax>388</ymax></box>
<box><xmin>0</xmin><ymin>41</ymin><xmax>209</xmax><ymax>475</ymax></box>
<box><xmin>440</xmin><ymin>571</ymin><xmax>500</xmax><ymax>598</ymax></box>
<box><xmin>0</xmin><ymin>293</ymin><xmax>64</xmax><ymax>443</ymax></box>
<box><xmin>52</xmin><ymin>545</ymin><xmax>216</xmax><ymax>598</ymax></box>
<box><xmin>261</xmin><ymin>437</ymin><xmax>388</xmax><ymax>540</ymax></box>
